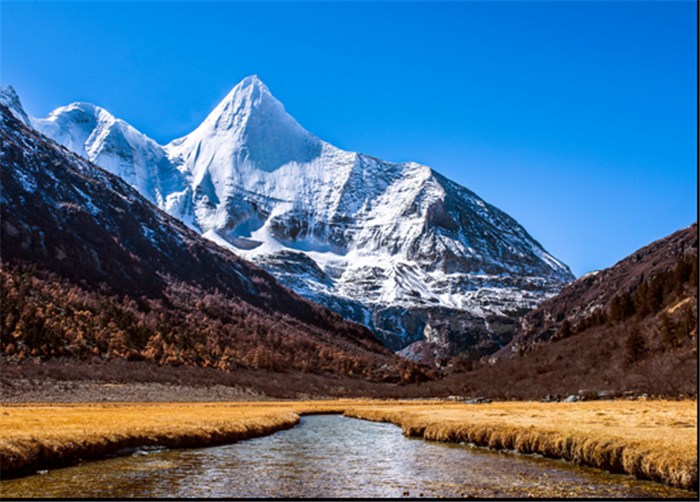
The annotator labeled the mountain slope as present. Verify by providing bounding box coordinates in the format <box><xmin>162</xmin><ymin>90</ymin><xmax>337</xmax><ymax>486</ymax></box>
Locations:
<box><xmin>3</xmin><ymin>79</ymin><xmax>574</xmax><ymax>355</ymax></box>
<box><xmin>31</xmin><ymin>101</ymin><xmax>192</xmax><ymax>224</ymax></box>
<box><xmin>0</xmin><ymin>102</ymin><xmax>418</xmax><ymax>382</ymax></box>
<box><xmin>441</xmin><ymin>223</ymin><xmax>697</xmax><ymax>401</ymax></box>
<box><xmin>504</xmin><ymin>222</ymin><xmax>698</xmax><ymax>357</ymax></box>
<box><xmin>0</xmin><ymin>86</ymin><xmax>30</xmax><ymax>125</ymax></box>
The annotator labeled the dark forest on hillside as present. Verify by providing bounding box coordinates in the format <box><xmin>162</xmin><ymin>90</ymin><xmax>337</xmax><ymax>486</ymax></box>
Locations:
<box><xmin>447</xmin><ymin>251</ymin><xmax>698</xmax><ymax>400</ymax></box>
<box><xmin>0</xmin><ymin>262</ymin><xmax>436</xmax><ymax>385</ymax></box>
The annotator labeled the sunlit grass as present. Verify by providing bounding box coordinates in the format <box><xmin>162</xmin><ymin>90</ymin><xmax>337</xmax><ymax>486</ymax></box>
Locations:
<box><xmin>1</xmin><ymin>399</ymin><xmax>696</xmax><ymax>491</ymax></box>
<box><xmin>0</xmin><ymin>400</ymin><xmax>361</xmax><ymax>480</ymax></box>
<box><xmin>345</xmin><ymin>400</ymin><xmax>697</xmax><ymax>491</ymax></box>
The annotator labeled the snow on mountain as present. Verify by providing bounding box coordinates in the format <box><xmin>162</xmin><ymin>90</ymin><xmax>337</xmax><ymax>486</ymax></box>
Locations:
<box><xmin>6</xmin><ymin>78</ymin><xmax>575</xmax><ymax>355</ymax></box>
<box><xmin>0</xmin><ymin>85</ymin><xmax>31</xmax><ymax>125</ymax></box>
<box><xmin>1</xmin><ymin>101</ymin><xmax>395</xmax><ymax>379</ymax></box>
<box><xmin>12</xmin><ymin>92</ymin><xmax>194</xmax><ymax>226</ymax></box>
<box><xmin>165</xmin><ymin>76</ymin><xmax>326</xmax><ymax>238</ymax></box>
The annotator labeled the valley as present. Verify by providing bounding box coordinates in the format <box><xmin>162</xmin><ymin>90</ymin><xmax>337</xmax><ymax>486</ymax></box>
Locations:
<box><xmin>0</xmin><ymin>78</ymin><xmax>696</xmax><ymax>498</ymax></box>
<box><xmin>1</xmin><ymin>1</ymin><xmax>695</xmax><ymax>499</ymax></box>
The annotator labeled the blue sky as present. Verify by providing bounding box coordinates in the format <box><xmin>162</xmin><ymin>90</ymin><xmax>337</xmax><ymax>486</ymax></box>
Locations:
<box><xmin>2</xmin><ymin>1</ymin><xmax>697</xmax><ymax>277</ymax></box>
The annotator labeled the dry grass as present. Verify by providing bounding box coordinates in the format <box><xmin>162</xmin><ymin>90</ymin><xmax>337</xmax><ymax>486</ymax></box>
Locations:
<box><xmin>1</xmin><ymin>399</ymin><xmax>696</xmax><ymax>492</ymax></box>
<box><xmin>345</xmin><ymin>400</ymin><xmax>698</xmax><ymax>491</ymax></box>
<box><xmin>0</xmin><ymin>400</ymin><xmax>365</xmax><ymax>479</ymax></box>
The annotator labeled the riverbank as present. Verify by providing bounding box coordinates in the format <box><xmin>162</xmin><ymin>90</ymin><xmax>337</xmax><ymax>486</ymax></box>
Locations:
<box><xmin>345</xmin><ymin>400</ymin><xmax>698</xmax><ymax>492</ymax></box>
<box><xmin>0</xmin><ymin>401</ymin><xmax>358</xmax><ymax>480</ymax></box>
<box><xmin>1</xmin><ymin>400</ymin><xmax>696</xmax><ymax>493</ymax></box>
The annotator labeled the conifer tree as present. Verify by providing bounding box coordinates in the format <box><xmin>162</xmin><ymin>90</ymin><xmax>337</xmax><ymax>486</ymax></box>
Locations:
<box><xmin>560</xmin><ymin>319</ymin><xmax>571</xmax><ymax>339</ymax></box>
<box><xmin>689</xmin><ymin>254</ymin><xmax>698</xmax><ymax>288</ymax></box>
<box><xmin>625</xmin><ymin>324</ymin><xmax>646</xmax><ymax>365</ymax></box>
<box><xmin>659</xmin><ymin>312</ymin><xmax>676</xmax><ymax>346</ymax></box>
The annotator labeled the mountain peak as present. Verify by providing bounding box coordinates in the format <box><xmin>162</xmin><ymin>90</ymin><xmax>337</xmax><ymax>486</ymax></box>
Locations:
<box><xmin>210</xmin><ymin>75</ymin><xmax>280</xmax><ymax>131</ymax></box>
<box><xmin>170</xmin><ymin>76</ymin><xmax>322</xmax><ymax>173</ymax></box>
<box><xmin>0</xmin><ymin>85</ymin><xmax>30</xmax><ymax>125</ymax></box>
<box><xmin>221</xmin><ymin>75</ymin><xmax>270</xmax><ymax>107</ymax></box>
<box><xmin>239</xmin><ymin>74</ymin><xmax>265</xmax><ymax>90</ymax></box>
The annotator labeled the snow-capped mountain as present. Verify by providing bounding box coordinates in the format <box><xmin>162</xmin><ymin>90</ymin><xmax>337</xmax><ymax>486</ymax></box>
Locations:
<box><xmin>0</xmin><ymin>101</ymin><xmax>398</xmax><ymax>380</ymax></box>
<box><xmin>2</xmin><ymin>79</ymin><xmax>575</xmax><ymax>356</ymax></box>
<box><xmin>30</xmin><ymin>101</ymin><xmax>192</xmax><ymax>224</ymax></box>
<box><xmin>0</xmin><ymin>86</ymin><xmax>31</xmax><ymax>125</ymax></box>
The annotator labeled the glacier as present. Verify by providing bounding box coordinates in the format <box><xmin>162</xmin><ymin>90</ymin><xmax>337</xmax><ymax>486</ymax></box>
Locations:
<box><xmin>2</xmin><ymin>79</ymin><xmax>575</xmax><ymax>356</ymax></box>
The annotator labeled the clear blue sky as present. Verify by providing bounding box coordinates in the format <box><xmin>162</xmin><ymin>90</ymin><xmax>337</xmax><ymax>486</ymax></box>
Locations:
<box><xmin>2</xmin><ymin>1</ymin><xmax>697</xmax><ymax>277</ymax></box>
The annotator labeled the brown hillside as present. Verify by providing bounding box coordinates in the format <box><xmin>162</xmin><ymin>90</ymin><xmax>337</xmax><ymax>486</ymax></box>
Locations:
<box><xmin>0</xmin><ymin>104</ymin><xmax>432</xmax><ymax>385</ymax></box>
<box><xmin>505</xmin><ymin>223</ymin><xmax>697</xmax><ymax>356</ymax></box>
<box><xmin>441</xmin><ymin>224</ymin><xmax>698</xmax><ymax>400</ymax></box>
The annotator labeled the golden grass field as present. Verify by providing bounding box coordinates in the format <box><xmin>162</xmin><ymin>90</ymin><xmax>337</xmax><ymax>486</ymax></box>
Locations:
<box><xmin>0</xmin><ymin>399</ymin><xmax>359</xmax><ymax>480</ymax></box>
<box><xmin>0</xmin><ymin>399</ymin><xmax>696</xmax><ymax>492</ymax></box>
<box><xmin>345</xmin><ymin>400</ymin><xmax>698</xmax><ymax>492</ymax></box>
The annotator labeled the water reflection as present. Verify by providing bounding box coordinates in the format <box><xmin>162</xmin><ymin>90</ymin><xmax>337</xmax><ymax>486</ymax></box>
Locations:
<box><xmin>1</xmin><ymin>415</ymin><xmax>695</xmax><ymax>498</ymax></box>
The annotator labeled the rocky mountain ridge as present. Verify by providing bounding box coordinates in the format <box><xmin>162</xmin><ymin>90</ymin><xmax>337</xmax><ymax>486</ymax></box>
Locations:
<box><xmin>1</xmin><ymin>102</ymin><xmax>416</xmax><ymax>381</ymax></box>
<box><xmin>2</xmin><ymin>80</ymin><xmax>574</xmax><ymax>356</ymax></box>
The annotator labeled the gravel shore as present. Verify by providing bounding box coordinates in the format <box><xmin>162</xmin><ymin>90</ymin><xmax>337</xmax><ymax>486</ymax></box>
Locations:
<box><xmin>0</xmin><ymin>378</ymin><xmax>270</xmax><ymax>403</ymax></box>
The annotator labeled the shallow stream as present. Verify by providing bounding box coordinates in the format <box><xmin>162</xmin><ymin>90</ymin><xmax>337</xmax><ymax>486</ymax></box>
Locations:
<box><xmin>0</xmin><ymin>414</ymin><xmax>695</xmax><ymax>498</ymax></box>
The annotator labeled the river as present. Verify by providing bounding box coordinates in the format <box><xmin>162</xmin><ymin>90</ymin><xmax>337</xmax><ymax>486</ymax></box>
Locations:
<box><xmin>0</xmin><ymin>415</ymin><xmax>695</xmax><ymax>498</ymax></box>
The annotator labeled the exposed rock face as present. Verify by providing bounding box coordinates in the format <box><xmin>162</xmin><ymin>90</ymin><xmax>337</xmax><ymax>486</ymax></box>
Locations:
<box><xmin>2</xmin><ymin>78</ymin><xmax>575</xmax><ymax>358</ymax></box>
